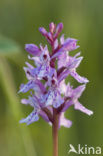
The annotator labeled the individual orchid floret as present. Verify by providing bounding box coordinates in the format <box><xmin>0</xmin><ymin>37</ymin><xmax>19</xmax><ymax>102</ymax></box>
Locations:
<box><xmin>20</xmin><ymin>95</ymin><xmax>40</xmax><ymax>125</ymax></box>
<box><xmin>20</xmin><ymin>96</ymin><xmax>46</xmax><ymax>125</ymax></box>
<box><xmin>61</xmin><ymin>38</ymin><xmax>79</xmax><ymax>51</ymax></box>
<box><xmin>61</xmin><ymin>83</ymin><xmax>93</xmax><ymax>116</ymax></box>
<box><xmin>58</xmin><ymin>53</ymin><xmax>89</xmax><ymax>84</ymax></box>
<box><xmin>19</xmin><ymin>79</ymin><xmax>46</xmax><ymax>96</ymax></box>
<box><xmin>40</xmin><ymin>73</ymin><xmax>64</xmax><ymax>108</ymax></box>
<box><xmin>25</xmin><ymin>45</ymin><xmax>52</xmax><ymax>80</ymax></box>
<box><xmin>19</xmin><ymin>22</ymin><xmax>93</xmax><ymax>156</ymax></box>
<box><xmin>51</xmin><ymin>37</ymin><xmax>79</xmax><ymax>59</ymax></box>
<box><xmin>20</xmin><ymin>94</ymin><xmax>54</xmax><ymax>125</ymax></box>
<box><xmin>39</xmin><ymin>45</ymin><xmax>50</xmax><ymax>63</ymax></box>
<box><xmin>33</xmin><ymin>46</ymin><xmax>51</xmax><ymax>79</ymax></box>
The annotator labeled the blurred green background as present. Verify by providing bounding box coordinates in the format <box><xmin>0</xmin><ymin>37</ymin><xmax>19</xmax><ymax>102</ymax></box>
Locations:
<box><xmin>0</xmin><ymin>0</ymin><xmax>103</xmax><ymax>156</ymax></box>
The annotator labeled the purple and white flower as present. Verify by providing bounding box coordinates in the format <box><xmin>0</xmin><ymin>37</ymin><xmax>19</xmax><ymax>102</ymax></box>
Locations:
<box><xmin>19</xmin><ymin>22</ymin><xmax>93</xmax><ymax>128</ymax></box>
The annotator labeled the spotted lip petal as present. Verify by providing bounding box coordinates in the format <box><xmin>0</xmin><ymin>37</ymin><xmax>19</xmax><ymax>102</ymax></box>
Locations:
<box><xmin>53</xmin><ymin>91</ymin><xmax>64</xmax><ymax>108</ymax></box>
<box><xmin>54</xmin><ymin>39</ymin><xmax>59</xmax><ymax>50</ymax></box>
<box><xmin>41</xmin><ymin>87</ymin><xmax>64</xmax><ymax>108</ymax></box>
<box><xmin>23</xmin><ymin>66</ymin><xmax>34</xmax><ymax>80</ymax></box>
<box><xmin>57</xmin><ymin>51</ymin><xmax>69</xmax><ymax>69</ymax></box>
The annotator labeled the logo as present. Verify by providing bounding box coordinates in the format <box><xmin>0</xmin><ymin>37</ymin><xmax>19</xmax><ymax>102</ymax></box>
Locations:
<box><xmin>68</xmin><ymin>144</ymin><xmax>102</xmax><ymax>155</ymax></box>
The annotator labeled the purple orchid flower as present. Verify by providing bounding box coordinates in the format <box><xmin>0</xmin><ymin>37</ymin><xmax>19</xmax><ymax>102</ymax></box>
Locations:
<box><xmin>59</xmin><ymin>81</ymin><xmax>93</xmax><ymax>115</ymax></box>
<box><xmin>19</xmin><ymin>22</ymin><xmax>93</xmax><ymax>156</ymax></box>
<box><xmin>40</xmin><ymin>72</ymin><xmax>64</xmax><ymax>108</ymax></box>
<box><xmin>58</xmin><ymin>52</ymin><xmax>89</xmax><ymax>83</ymax></box>
<box><xmin>20</xmin><ymin>95</ymin><xmax>52</xmax><ymax>125</ymax></box>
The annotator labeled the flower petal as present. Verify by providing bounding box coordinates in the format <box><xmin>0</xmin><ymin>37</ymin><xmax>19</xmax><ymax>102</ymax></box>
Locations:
<box><xmin>23</xmin><ymin>67</ymin><xmax>34</xmax><ymax>80</ymax></box>
<box><xmin>25</xmin><ymin>44</ymin><xmax>41</xmax><ymax>56</ymax></box>
<box><xmin>19</xmin><ymin>80</ymin><xmax>46</xmax><ymax>94</ymax></box>
<box><xmin>54</xmin><ymin>39</ymin><xmax>58</xmax><ymax>50</ymax></box>
<box><xmin>53</xmin><ymin>93</ymin><xmax>64</xmax><ymax>108</ymax></box>
<box><xmin>70</xmin><ymin>70</ymin><xmax>89</xmax><ymax>83</ymax></box>
<box><xmin>28</xmin><ymin>96</ymin><xmax>40</xmax><ymax>109</ymax></box>
<box><xmin>58</xmin><ymin>51</ymin><xmax>69</xmax><ymax>69</ymax></box>
<box><xmin>28</xmin><ymin>55</ymin><xmax>41</xmax><ymax>67</ymax></box>
<box><xmin>59</xmin><ymin>113</ymin><xmax>72</xmax><ymax>128</ymax></box>
<box><xmin>35</xmin><ymin>64</ymin><xmax>50</xmax><ymax>80</ymax></box>
<box><xmin>54</xmin><ymin>23</ymin><xmax>63</xmax><ymax>38</ymax></box>
<box><xmin>21</xmin><ymin>99</ymin><xmax>29</xmax><ymax>105</ymax></box>
<box><xmin>49</xmin><ymin>22</ymin><xmax>55</xmax><ymax>33</ymax></box>
<box><xmin>60</xmin><ymin>34</ymin><xmax>65</xmax><ymax>45</ymax></box>
<box><xmin>61</xmin><ymin>100</ymin><xmax>73</xmax><ymax>112</ymax></box>
<box><xmin>43</xmin><ymin>90</ymin><xmax>55</xmax><ymax>107</ymax></box>
<box><xmin>68</xmin><ymin>56</ymin><xmax>83</xmax><ymax>69</ymax></box>
<box><xmin>61</xmin><ymin>38</ymin><xmax>78</xmax><ymax>51</ymax></box>
<box><xmin>74</xmin><ymin>101</ymin><xmax>93</xmax><ymax>116</ymax></box>
<box><xmin>72</xmin><ymin>84</ymin><xmax>86</xmax><ymax>99</ymax></box>
<box><xmin>39</xmin><ymin>110</ymin><xmax>50</xmax><ymax>122</ymax></box>
<box><xmin>39</xmin><ymin>27</ymin><xmax>48</xmax><ymax>37</ymax></box>
<box><xmin>40</xmin><ymin>45</ymin><xmax>50</xmax><ymax>62</ymax></box>
<box><xmin>41</xmin><ymin>89</ymin><xmax>64</xmax><ymax>108</ymax></box>
<box><xmin>20</xmin><ymin>111</ymin><xmax>39</xmax><ymax>125</ymax></box>
<box><xmin>58</xmin><ymin>69</ymin><xmax>70</xmax><ymax>83</ymax></box>
<box><xmin>19</xmin><ymin>80</ymin><xmax>35</xmax><ymax>93</ymax></box>
<box><xmin>65</xmin><ymin>83</ymin><xmax>73</xmax><ymax>97</ymax></box>
<box><xmin>59</xmin><ymin>80</ymin><xmax>67</xmax><ymax>94</ymax></box>
<box><xmin>51</xmin><ymin>38</ymin><xmax>79</xmax><ymax>59</ymax></box>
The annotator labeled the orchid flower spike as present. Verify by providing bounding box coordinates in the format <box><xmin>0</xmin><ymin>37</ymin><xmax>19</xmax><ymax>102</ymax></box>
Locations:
<box><xmin>19</xmin><ymin>22</ymin><xmax>93</xmax><ymax>129</ymax></box>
